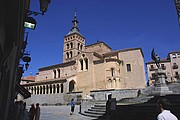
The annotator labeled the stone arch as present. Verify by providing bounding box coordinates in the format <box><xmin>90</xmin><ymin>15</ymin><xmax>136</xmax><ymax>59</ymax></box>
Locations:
<box><xmin>70</xmin><ymin>51</ymin><xmax>72</xmax><ymax>58</ymax></box>
<box><xmin>66</xmin><ymin>52</ymin><xmax>69</xmax><ymax>59</ymax></box>
<box><xmin>77</xmin><ymin>43</ymin><xmax>80</xmax><ymax>49</ymax></box>
<box><xmin>31</xmin><ymin>87</ymin><xmax>34</xmax><ymax>94</ymax></box>
<box><xmin>79</xmin><ymin>59</ymin><xmax>83</xmax><ymax>70</ymax></box>
<box><xmin>84</xmin><ymin>58</ymin><xmax>88</xmax><ymax>70</ymax></box>
<box><xmin>57</xmin><ymin>69</ymin><xmax>60</xmax><ymax>78</ymax></box>
<box><xmin>40</xmin><ymin>86</ymin><xmax>42</xmax><ymax>94</ymax></box>
<box><xmin>53</xmin><ymin>84</ymin><xmax>56</xmax><ymax>94</ymax></box>
<box><xmin>61</xmin><ymin>84</ymin><xmax>64</xmax><ymax>93</ymax></box>
<box><xmin>57</xmin><ymin>84</ymin><xmax>60</xmax><ymax>93</ymax></box>
<box><xmin>67</xmin><ymin>43</ymin><xmax>69</xmax><ymax>49</ymax></box>
<box><xmin>110</xmin><ymin>67</ymin><xmax>115</xmax><ymax>77</ymax></box>
<box><xmin>69</xmin><ymin>80</ymin><xmax>76</xmax><ymax>92</ymax></box>
<box><xmin>34</xmin><ymin>87</ymin><xmax>36</xmax><ymax>94</ymax></box>
<box><xmin>80</xmin><ymin>44</ymin><xmax>83</xmax><ymax>50</ymax></box>
<box><xmin>53</xmin><ymin>69</ymin><xmax>56</xmax><ymax>79</ymax></box>
<box><xmin>37</xmin><ymin>86</ymin><xmax>39</xmax><ymax>94</ymax></box>
<box><xmin>43</xmin><ymin>86</ymin><xmax>45</xmax><ymax>94</ymax></box>
<box><xmin>46</xmin><ymin>85</ymin><xmax>49</xmax><ymax>94</ymax></box>
<box><xmin>50</xmin><ymin>85</ymin><xmax>52</xmax><ymax>94</ymax></box>
<box><xmin>70</xmin><ymin>42</ymin><xmax>73</xmax><ymax>48</ymax></box>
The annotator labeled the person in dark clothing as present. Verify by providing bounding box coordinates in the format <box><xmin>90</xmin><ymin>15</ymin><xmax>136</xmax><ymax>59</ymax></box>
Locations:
<box><xmin>29</xmin><ymin>104</ymin><xmax>36</xmax><ymax>120</ymax></box>
<box><xmin>70</xmin><ymin>99</ymin><xmax>75</xmax><ymax>115</ymax></box>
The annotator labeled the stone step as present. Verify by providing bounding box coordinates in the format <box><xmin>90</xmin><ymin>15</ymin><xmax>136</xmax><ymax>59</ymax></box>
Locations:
<box><xmin>85</xmin><ymin>110</ymin><xmax>105</xmax><ymax>115</ymax></box>
<box><xmin>80</xmin><ymin>112</ymin><xmax>103</xmax><ymax>118</ymax></box>
<box><xmin>88</xmin><ymin>108</ymin><xmax>106</xmax><ymax>112</ymax></box>
<box><xmin>94</xmin><ymin>104</ymin><xmax>106</xmax><ymax>107</ymax></box>
<box><xmin>91</xmin><ymin>106</ymin><xmax>106</xmax><ymax>110</ymax></box>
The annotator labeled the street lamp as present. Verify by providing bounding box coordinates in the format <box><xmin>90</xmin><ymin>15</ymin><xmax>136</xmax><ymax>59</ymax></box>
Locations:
<box><xmin>24</xmin><ymin>17</ymin><xmax>37</xmax><ymax>30</ymax></box>
<box><xmin>39</xmin><ymin>0</ymin><xmax>51</xmax><ymax>15</ymax></box>
<box><xmin>27</xmin><ymin>0</ymin><xmax>51</xmax><ymax>16</ymax></box>
<box><xmin>174</xmin><ymin>0</ymin><xmax>180</xmax><ymax>25</ymax></box>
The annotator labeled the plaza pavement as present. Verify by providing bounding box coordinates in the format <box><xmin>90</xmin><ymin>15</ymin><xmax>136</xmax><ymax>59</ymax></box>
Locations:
<box><xmin>26</xmin><ymin>105</ymin><xmax>93</xmax><ymax>120</ymax></box>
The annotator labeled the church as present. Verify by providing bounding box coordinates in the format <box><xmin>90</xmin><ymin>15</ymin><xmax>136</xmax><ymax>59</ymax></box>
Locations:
<box><xmin>21</xmin><ymin>13</ymin><xmax>146</xmax><ymax>105</ymax></box>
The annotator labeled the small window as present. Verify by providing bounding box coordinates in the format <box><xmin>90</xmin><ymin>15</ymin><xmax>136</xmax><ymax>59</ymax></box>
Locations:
<box><xmin>111</xmin><ymin>68</ymin><xmax>115</xmax><ymax>76</ymax></box>
<box><xmin>67</xmin><ymin>44</ymin><xmax>69</xmax><ymax>49</ymax></box>
<box><xmin>161</xmin><ymin>64</ymin><xmax>164</xmax><ymax>67</ymax></box>
<box><xmin>172</xmin><ymin>54</ymin><xmax>176</xmax><ymax>58</ymax></box>
<box><xmin>177</xmin><ymin>53</ymin><xmax>180</xmax><ymax>58</ymax></box>
<box><xmin>150</xmin><ymin>65</ymin><xmax>154</xmax><ymax>68</ymax></box>
<box><xmin>70</xmin><ymin>42</ymin><xmax>73</xmax><ymax>48</ymax></box>
<box><xmin>126</xmin><ymin>64</ymin><xmax>131</xmax><ymax>72</ymax></box>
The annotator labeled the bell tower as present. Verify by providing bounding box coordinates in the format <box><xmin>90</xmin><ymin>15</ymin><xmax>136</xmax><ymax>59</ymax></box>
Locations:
<box><xmin>63</xmin><ymin>12</ymin><xmax>85</xmax><ymax>63</ymax></box>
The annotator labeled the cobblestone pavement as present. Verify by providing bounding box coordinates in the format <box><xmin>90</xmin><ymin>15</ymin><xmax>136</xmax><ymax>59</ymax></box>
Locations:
<box><xmin>27</xmin><ymin>105</ymin><xmax>93</xmax><ymax>120</ymax></box>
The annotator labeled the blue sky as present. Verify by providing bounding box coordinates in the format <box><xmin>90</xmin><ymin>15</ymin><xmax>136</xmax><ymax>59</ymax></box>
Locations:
<box><xmin>23</xmin><ymin>0</ymin><xmax>180</xmax><ymax>79</ymax></box>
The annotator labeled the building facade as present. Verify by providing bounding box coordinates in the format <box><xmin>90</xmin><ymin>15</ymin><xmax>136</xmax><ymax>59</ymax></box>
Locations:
<box><xmin>146</xmin><ymin>51</ymin><xmax>180</xmax><ymax>85</ymax></box>
<box><xmin>22</xmin><ymin>14</ymin><xmax>146</xmax><ymax>105</ymax></box>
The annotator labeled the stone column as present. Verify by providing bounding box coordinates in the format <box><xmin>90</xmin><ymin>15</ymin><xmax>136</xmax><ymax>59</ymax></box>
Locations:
<box><xmin>152</xmin><ymin>68</ymin><xmax>173</xmax><ymax>96</ymax></box>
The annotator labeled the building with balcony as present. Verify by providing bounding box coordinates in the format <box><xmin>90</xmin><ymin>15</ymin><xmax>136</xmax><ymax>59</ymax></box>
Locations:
<box><xmin>146</xmin><ymin>51</ymin><xmax>180</xmax><ymax>85</ymax></box>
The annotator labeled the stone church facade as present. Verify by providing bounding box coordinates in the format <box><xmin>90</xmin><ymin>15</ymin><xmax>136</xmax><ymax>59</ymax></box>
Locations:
<box><xmin>21</xmin><ymin>14</ymin><xmax>146</xmax><ymax>105</ymax></box>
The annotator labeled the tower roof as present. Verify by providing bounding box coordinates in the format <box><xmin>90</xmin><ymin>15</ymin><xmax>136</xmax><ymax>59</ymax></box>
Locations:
<box><xmin>66</xmin><ymin>11</ymin><xmax>83</xmax><ymax>37</ymax></box>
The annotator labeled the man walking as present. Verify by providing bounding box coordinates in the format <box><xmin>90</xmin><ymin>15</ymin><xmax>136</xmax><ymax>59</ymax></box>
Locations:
<box><xmin>157</xmin><ymin>98</ymin><xmax>178</xmax><ymax>120</ymax></box>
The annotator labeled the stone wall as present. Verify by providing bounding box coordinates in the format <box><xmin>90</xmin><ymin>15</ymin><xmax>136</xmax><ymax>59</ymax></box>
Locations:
<box><xmin>22</xmin><ymin>89</ymin><xmax>139</xmax><ymax>106</ymax></box>
<box><xmin>91</xmin><ymin>89</ymin><xmax>139</xmax><ymax>101</ymax></box>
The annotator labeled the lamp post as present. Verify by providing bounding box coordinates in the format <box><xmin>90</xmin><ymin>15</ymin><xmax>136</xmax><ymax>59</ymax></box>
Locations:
<box><xmin>39</xmin><ymin>0</ymin><xmax>51</xmax><ymax>15</ymax></box>
<box><xmin>174</xmin><ymin>0</ymin><xmax>180</xmax><ymax>25</ymax></box>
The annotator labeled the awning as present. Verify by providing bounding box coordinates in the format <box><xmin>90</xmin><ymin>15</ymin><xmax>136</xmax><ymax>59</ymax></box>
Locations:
<box><xmin>16</xmin><ymin>83</ymin><xmax>31</xmax><ymax>99</ymax></box>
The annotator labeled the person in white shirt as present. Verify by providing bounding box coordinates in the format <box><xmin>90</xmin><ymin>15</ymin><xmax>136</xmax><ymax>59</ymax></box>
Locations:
<box><xmin>157</xmin><ymin>98</ymin><xmax>178</xmax><ymax>120</ymax></box>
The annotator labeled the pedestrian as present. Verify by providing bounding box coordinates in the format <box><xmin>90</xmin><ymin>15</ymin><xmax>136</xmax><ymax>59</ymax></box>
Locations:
<box><xmin>35</xmin><ymin>103</ymin><xmax>40</xmax><ymax>120</ymax></box>
<box><xmin>29</xmin><ymin>104</ymin><xmax>36</xmax><ymax>120</ymax></box>
<box><xmin>157</xmin><ymin>98</ymin><xmax>178</xmax><ymax>120</ymax></box>
<box><xmin>70</xmin><ymin>98</ymin><xmax>75</xmax><ymax>115</ymax></box>
<box><xmin>106</xmin><ymin>94</ymin><xmax>112</xmax><ymax>116</ymax></box>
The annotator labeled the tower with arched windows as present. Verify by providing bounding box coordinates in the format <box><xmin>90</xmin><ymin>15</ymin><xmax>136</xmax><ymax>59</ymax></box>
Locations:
<box><xmin>20</xmin><ymin>12</ymin><xmax>147</xmax><ymax>105</ymax></box>
<box><xmin>63</xmin><ymin>12</ymin><xmax>86</xmax><ymax>63</ymax></box>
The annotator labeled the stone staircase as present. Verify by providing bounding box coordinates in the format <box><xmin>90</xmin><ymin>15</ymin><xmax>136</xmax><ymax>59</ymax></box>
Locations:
<box><xmin>80</xmin><ymin>101</ymin><xmax>106</xmax><ymax>119</ymax></box>
<box><xmin>111</xmin><ymin>94</ymin><xmax>180</xmax><ymax>120</ymax></box>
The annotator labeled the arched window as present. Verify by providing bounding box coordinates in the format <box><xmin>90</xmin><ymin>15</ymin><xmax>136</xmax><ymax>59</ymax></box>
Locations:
<box><xmin>111</xmin><ymin>68</ymin><xmax>115</xmax><ymax>77</ymax></box>
<box><xmin>31</xmin><ymin>87</ymin><xmax>34</xmax><ymax>94</ymax></box>
<box><xmin>70</xmin><ymin>42</ymin><xmax>73</xmax><ymax>48</ymax></box>
<box><xmin>61</xmin><ymin>84</ymin><xmax>63</xmax><ymax>93</ymax></box>
<box><xmin>70</xmin><ymin>51</ymin><xmax>72</xmax><ymax>58</ymax></box>
<box><xmin>79</xmin><ymin>59</ymin><xmax>83</xmax><ymax>70</ymax></box>
<box><xmin>50</xmin><ymin>85</ymin><xmax>52</xmax><ymax>94</ymax></box>
<box><xmin>66</xmin><ymin>52</ymin><xmax>69</xmax><ymax>59</ymax></box>
<box><xmin>43</xmin><ymin>86</ymin><xmax>45</xmax><ymax>94</ymax></box>
<box><xmin>46</xmin><ymin>85</ymin><xmax>49</xmax><ymax>94</ymax></box>
<box><xmin>40</xmin><ymin>86</ymin><xmax>42</xmax><ymax>94</ymax></box>
<box><xmin>80</xmin><ymin>44</ymin><xmax>83</xmax><ymax>50</ymax></box>
<box><xmin>77</xmin><ymin>43</ymin><xmax>80</xmax><ymax>49</ymax></box>
<box><xmin>57</xmin><ymin>69</ymin><xmax>60</xmax><ymax>78</ymax></box>
<box><xmin>69</xmin><ymin>80</ymin><xmax>75</xmax><ymax>92</ymax></box>
<box><xmin>53</xmin><ymin>84</ymin><xmax>56</xmax><ymax>93</ymax></box>
<box><xmin>84</xmin><ymin>58</ymin><xmax>88</xmax><ymax>70</ymax></box>
<box><xmin>34</xmin><ymin>87</ymin><xmax>36</xmax><ymax>94</ymax></box>
<box><xmin>67</xmin><ymin>44</ymin><xmax>69</xmax><ymax>49</ymax></box>
<box><xmin>37</xmin><ymin>86</ymin><xmax>39</xmax><ymax>94</ymax></box>
<box><xmin>57</xmin><ymin>84</ymin><xmax>60</xmax><ymax>93</ymax></box>
<box><xmin>53</xmin><ymin>70</ymin><xmax>56</xmax><ymax>79</ymax></box>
